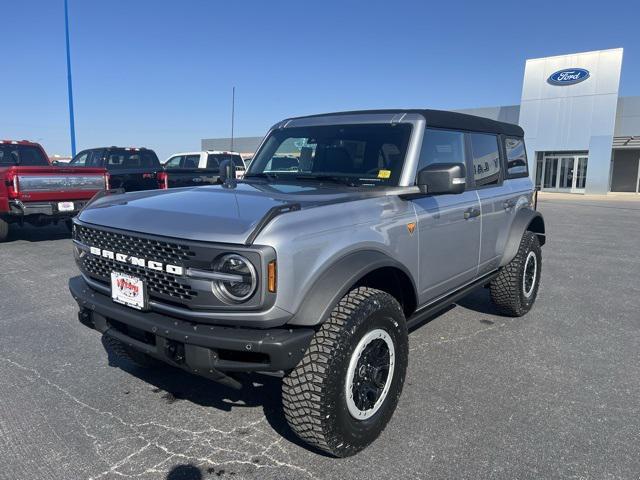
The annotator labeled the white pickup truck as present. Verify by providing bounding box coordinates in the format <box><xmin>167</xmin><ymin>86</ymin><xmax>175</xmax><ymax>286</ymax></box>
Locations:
<box><xmin>162</xmin><ymin>151</ymin><xmax>246</xmax><ymax>188</ymax></box>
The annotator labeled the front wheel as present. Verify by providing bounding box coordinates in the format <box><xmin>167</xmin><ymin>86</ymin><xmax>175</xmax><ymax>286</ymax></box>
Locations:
<box><xmin>490</xmin><ymin>231</ymin><xmax>542</xmax><ymax>316</ymax></box>
<box><xmin>282</xmin><ymin>287</ymin><xmax>408</xmax><ymax>457</ymax></box>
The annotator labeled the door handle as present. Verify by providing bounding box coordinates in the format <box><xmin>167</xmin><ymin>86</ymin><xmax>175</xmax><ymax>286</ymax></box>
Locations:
<box><xmin>464</xmin><ymin>207</ymin><xmax>481</xmax><ymax>219</ymax></box>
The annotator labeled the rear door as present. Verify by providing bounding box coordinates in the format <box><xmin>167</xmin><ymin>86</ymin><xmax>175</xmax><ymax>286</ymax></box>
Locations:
<box><xmin>411</xmin><ymin>128</ymin><xmax>481</xmax><ymax>304</ymax></box>
<box><xmin>467</xmin><ymin>132</ymin><xmax>512</xmax><ymax>275</ymax></box>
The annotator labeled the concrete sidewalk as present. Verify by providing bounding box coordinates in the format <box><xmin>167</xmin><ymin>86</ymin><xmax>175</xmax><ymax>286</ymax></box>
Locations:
<box><xmin>538</xmin><ymin>191</ymin><xmax>640</xmax><ymax>202</ymax></box>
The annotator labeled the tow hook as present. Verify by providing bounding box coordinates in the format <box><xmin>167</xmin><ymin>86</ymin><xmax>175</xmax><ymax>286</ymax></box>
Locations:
<box><xmin>165</xmin><ymin>340</ymin><xmax>185</xmax><ymax>364</ymax></box>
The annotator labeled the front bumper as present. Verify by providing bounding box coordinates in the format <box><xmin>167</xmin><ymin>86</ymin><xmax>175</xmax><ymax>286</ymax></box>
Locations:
<box><xmin>69</xmin><ymin>276</ymin><xmax>314</xmax><ymax>386</ymax></box>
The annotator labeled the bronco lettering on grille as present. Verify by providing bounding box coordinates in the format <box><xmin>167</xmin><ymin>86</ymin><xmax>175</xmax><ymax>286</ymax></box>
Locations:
<box><xmin>89</xmin><ymin>247</ymin><xmax>184</xmax><ymax>276</ymax></box>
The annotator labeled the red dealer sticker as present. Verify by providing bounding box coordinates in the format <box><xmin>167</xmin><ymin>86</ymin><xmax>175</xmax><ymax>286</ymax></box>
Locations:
<box><xmin>111</xmin><ymin>272</ymin><xmax>146</xmax><ymax>310</ymax></box>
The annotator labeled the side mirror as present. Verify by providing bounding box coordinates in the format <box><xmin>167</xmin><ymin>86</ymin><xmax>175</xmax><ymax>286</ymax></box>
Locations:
<box><xmin>417</xmin><ymin>163</ymin><xmax>466</xmax><ymax>195</ymax></box>
<box><xmin>218</xmin><ymin>159</ymin><xmax>236</xmax><ymax>183</ymax></box>
<box><xmin>51</xmin><ymin>160</ymin><xmax>59</xmax><ymax>166</ymax></box>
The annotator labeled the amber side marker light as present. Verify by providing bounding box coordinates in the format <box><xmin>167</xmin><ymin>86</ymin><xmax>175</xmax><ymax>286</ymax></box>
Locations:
<box><xmin>268</xmin><ymin>260</ymin><xmax>277</xmax><ymax>293</ymax></box>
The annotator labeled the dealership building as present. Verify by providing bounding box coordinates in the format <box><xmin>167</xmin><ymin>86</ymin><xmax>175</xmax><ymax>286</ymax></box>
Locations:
<box><xmin>203</xmin><ymin>48</ymin><xmax>640</xmax><ymax>194</ymax></box>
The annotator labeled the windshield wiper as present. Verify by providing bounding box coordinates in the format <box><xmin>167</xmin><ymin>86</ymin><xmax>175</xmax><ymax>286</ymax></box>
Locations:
<box><xmin>244</xmin><ymin>172</ymin><xmax>280</xmax><ymax>180</ymax></box>
<box><xmin>293</xmin><ymin>175</ymin><xmax>358</xmax><ymax>187</ymax></box>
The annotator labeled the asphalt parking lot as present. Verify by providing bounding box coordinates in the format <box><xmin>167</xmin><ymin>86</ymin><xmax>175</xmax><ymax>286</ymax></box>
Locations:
<box><xmin>1</xmin><ymin>196</ymin><xmax>639</xmax><ymax>480</ymax></box>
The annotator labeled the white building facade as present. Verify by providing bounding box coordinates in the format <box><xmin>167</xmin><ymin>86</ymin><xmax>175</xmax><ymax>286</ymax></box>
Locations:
<box><xmin>204</xmin><ymin>48</ymin><xmax>640</xmax><ymax>194</ymax></box>
<box><xmin>460</xmin><ymin>48</ymin><xmax>640</xmax><ymax>194</ymax></box>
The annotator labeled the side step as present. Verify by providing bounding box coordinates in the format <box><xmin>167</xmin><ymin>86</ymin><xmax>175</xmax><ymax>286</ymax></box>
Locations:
<box><xmin>406</xmin><ymin>271</ymin><xmax>499</xmax><ymax>331</ymax></box>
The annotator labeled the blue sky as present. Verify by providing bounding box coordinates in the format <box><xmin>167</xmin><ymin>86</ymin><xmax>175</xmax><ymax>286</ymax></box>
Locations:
<box><xmin>3</xmin><ymin>0</ymin><xmax>639</xmax><ymax>159</ymax></box>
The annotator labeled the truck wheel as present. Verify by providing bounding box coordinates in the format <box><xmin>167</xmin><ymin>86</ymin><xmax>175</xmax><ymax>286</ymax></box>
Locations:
<box><xmin>102</xmin><ymin>335</ymin><xmax>159</xmax><ymax>369</ymax></box>
<box><xmin>282</xmin><ymin>287</ymin><xmax>408</xmax><ymax>457</ymax></box>
<box><xmin>0</xmin><ymin>218</ymin><xmax>8</xmax><ymax>242</ymax></box>
<box><xmin>490</xmin><ymin>230</ymin><xmax>542</xmax><ymax>316</ymax></box>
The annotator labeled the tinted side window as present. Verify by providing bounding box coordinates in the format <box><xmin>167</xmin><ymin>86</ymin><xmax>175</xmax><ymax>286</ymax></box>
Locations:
<box><xmin>417</xmin><ymin>129</ymin><xmax>466</xmax><ymax>173</ymax></box>
<box><xmin>469</xmin><ymin>133</ymin><xmax>501</xmax><ymax>187</ymax></box>
<box><xmin>183</xmin><ymin>154</ymin><xmax>200</xmax><ymax>168</ymax></box>
<box><xmin>165</xmin><ymin>156</ymin><xmax>183</xmax><ymax>168</ymax></box>
<box><xmin>206</xmin><ymin>155</ymin><xmax>220</xmax><ymax>170</ymax></box>
<box><xmin>70</xmin><ymin>151</ymin><xmax>89</xmax><ymax>166</ymax></box>
<box><xmin>88</xmin><ymin>149</ymin><xmax>105</xmax><ymax>167</ymax></box>
<box><xmin>504</xmin><ymin>137</ymin><xmax>528</xmax><ymax>178</ymax></box>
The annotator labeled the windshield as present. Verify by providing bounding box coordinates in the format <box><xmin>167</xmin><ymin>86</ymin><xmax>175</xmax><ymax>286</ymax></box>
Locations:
<box><xmin>0</xmin><ymin>144</ymin><xmax>49</xmax><ymax>166</ymax></box>
<box><xmin>246</xmin><ymin>124</ymin><xmax>412</xmax><ymax>186</ymax></box>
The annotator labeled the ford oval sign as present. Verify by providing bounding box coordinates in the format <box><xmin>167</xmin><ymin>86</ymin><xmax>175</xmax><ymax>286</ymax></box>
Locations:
<box><xmin>547</xmin><ymin>68</ymin><xmax>590</xmax><ymax>86</ymax></box>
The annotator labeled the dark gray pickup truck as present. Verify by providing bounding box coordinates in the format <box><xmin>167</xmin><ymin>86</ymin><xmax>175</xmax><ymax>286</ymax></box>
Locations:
<box><xmin>69</xmin><ymin>147</ymin><xmax>166</xmax><ymax>192</ymax></box>
<box><xmin>69</xmin><ymin>109</ymin><xmax>545</xmax><ymax>457</ymax></box>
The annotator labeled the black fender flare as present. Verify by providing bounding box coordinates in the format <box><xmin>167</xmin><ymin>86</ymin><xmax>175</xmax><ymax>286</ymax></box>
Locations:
<box><xmin>287</xmin><ymin>250</ymin><xmax>418</xmax><ymax>327</ymax></box>
<box><xmin>499</xmin><ymin>208</ymin><xmax>546</xmax><ymax>267</ymax></box>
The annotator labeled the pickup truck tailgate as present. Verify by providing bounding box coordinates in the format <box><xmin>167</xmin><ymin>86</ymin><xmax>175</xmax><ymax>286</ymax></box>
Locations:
<box><xmin>7</xmin><ymin>166</ymin><xmax>108</xmax><ymax>201</ymax></box>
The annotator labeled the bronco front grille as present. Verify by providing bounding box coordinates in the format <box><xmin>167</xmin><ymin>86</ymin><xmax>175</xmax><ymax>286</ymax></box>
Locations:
<box><xmin>82</xmin><ymin>255</ymin><xmax>197</xmax><ymax>301</ymax></box>
<box><xmin>75</xmin><ymin>225</ymin><xmax>198</xmax><ymax>303</ymax></box>
<box><xmin>75</xmin><ymin>225</ymin><xmax>195</xmax><ymax>264</ymax></box>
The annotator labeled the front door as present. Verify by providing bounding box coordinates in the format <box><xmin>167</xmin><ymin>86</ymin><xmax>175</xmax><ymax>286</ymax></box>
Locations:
<box><xmin>412</xmin><ymin>128</ymin><xmax>480</xmax><ymax>305</ymax></box>
<box><xmin>412</xmin><ymin>193</ymin><xmax>481</xmax><ymax>304</ymax></box>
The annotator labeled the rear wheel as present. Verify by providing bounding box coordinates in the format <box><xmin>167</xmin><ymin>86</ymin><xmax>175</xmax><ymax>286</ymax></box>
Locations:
<box><xmin>282</xmin><ymin>287</ymin><xmax>408</xmax><ymax>457</ymax></box>
<box><xmin>0</xmin><ymin>218</ymin><xmax>9</xmax><ymax>242</ymax></box>
<box><xmin>490</xmin><ymin>231</ymin><xmax>542</xmax><ymax>316</ymax></box>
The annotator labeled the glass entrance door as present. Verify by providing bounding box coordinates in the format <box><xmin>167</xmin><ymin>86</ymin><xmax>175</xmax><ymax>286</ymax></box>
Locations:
<box><xmin>575</xmin><ymin>157</ymin><xmax>588</xmax><ymax>192</ymax></box>
<box><xmin>539</xmin><ymin>155</ymin><xmax>588</xmax><ymax>193</ymax></box>
<box><xmin>542</xmin><ymin>157</ymin><xmax>558</xmax><ymax>189</ymax></box>
<box><xmin>559</xmin><ymin>157</ymin><xmax>574</xmax><ymax>190</ymax></box>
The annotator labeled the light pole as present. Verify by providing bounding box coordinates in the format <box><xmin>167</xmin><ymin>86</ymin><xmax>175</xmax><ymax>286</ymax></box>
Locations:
<box><xmin>64</xmin><ymin>0</ymin><xmax>76</xmax><ymax>156</ymax></box>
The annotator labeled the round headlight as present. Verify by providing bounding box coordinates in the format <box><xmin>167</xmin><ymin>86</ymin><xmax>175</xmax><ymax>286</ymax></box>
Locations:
<box><xmin>211</xmin><ymin>254</ymin><xmax>257</xmax><ymax>303</ymax></box>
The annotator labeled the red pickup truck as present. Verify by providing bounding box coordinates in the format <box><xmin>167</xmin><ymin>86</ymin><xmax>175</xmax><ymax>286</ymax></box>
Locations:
<box><xmin>0</xmin><ymin>140</ymin><xmax>108</xmax><ymax>241</ymax></box>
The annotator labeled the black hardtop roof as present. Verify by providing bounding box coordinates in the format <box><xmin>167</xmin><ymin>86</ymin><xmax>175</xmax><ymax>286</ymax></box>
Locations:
<box><xmin>288</xmin><ymin>109</ymin><xmax>524</xmax><ymax>137</ymax></box>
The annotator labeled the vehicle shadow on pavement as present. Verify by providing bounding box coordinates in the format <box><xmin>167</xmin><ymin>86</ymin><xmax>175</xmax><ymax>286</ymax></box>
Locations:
<box><xmin>455</xmin><ymin>287</ymin><xmax>501</xmax><ymax>319</ymax></box>
<box><xmin>408</xmin><ymin>288</ymin><xmax>500</xmax><ymax>332</ymax></box>
<box><xmin>4</xmin><ymin>224</ymin><xmax>71</xmax><ymax>243</ymax></box>
<box><xmin>102</xmin><ymin>342</ymin><xmax>330</xmax><ymax>456</ymax></box>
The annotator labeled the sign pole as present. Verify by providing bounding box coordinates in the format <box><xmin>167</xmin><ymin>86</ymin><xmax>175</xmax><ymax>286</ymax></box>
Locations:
<box><xmin>230</xmin><ymin>86</ymin><xmax>235</xmax><ymax>152</ymax></box>
<box><xmin>64</xmin><ymin>0</ymin><xmax>77</xmax><ymax>157</ymax></box>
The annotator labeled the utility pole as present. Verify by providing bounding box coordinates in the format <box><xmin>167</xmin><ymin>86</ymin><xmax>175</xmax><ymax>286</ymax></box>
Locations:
<box><xmin>230</xmin><ymin>86</ymin><xmax>235</xmax><ymax>151</ymax></box>
<box><xmin>64</xmin><ymin>0</ymin><xmax>77</xmax><ymax>156</ymax></box>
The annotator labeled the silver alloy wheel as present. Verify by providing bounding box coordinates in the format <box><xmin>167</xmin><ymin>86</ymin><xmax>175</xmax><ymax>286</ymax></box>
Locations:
<box><xmin>345</xmin><ymin>328</ymin><xmax>395</xmax><ymax>420</ymax></box>
<box><xmin>522</xmin><ymin>251</ymin><xmax>537</xmax><ymax>298</ymax></box>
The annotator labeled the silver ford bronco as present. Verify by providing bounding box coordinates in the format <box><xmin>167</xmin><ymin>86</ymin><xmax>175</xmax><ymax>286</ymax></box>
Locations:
<box><xmin>69</xmin><ymin>109</ymin><xmax>545</xmax><ymax>457</ymax></box>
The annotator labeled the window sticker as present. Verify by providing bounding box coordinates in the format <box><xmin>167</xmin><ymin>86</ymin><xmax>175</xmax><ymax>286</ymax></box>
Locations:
<box><xmin>378</xmin><ymin>169</ymin><xmax>391</xmax><ymax>179</ymax></box>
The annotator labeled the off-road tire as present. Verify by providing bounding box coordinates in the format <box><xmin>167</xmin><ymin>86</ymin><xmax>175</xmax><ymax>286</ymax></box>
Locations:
<box><xmin>282</xmin><ymin>287</ymin><xmax>408</xmax><ymax>457</ymax></box>
<box><xmin>102</xmin><ymin>334</ymin><xmax>159</xmax><ymax>369</ymax></box>
<box><xmin>0</xmin><ymin>218</ymin><xmax>9</xmax><ymax>242</ymax></box>
<box><xmin>490</xmin><ymin>231</ymin><xmax>541</xmax><ymax>316</ymax></box>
